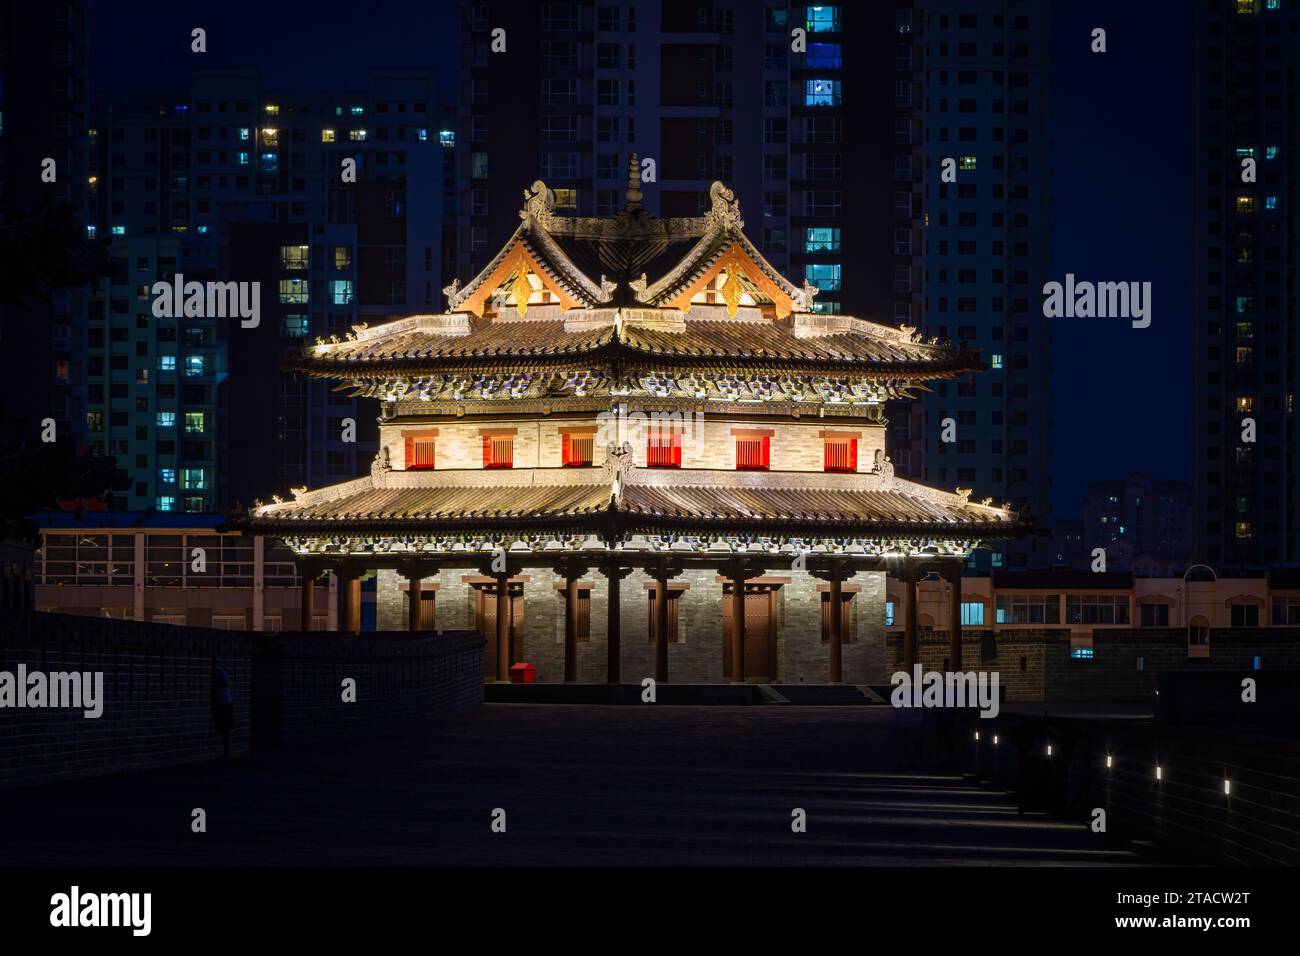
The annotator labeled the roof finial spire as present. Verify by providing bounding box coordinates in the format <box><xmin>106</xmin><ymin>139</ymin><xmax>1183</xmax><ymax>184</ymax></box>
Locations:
<box><xmin>625</xmin><ymin>153</ymin><xmax>643</xmax><ymax>212</ymax></box>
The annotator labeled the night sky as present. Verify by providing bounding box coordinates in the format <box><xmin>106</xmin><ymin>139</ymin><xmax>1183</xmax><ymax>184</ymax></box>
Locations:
<box><xmin>89</xmin><ymin>0</ymin><xmax>1192</xmax><ymax>519</ymax></box>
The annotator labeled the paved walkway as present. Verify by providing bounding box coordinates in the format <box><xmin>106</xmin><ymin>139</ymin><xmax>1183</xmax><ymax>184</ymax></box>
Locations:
<box><xmin>0</xmin><ymin>705</ymin><xmax>1154</xmax><ymax>866</ymax></box>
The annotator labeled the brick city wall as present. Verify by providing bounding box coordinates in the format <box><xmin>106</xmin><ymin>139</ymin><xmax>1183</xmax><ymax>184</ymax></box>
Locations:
<box><xmin>887</xmin><ymin>628</ymin><xmax>1300</xmax><ymax>702</ymax></box>
<box><xmin>375</xmin><ymin>566</ymin><xmax>887</xmax><ymax>684</ymax></box>
<box><xmin>0</xmin><ymin>610</ymin><xmax>483</xmax><ymax>789</ymax></box>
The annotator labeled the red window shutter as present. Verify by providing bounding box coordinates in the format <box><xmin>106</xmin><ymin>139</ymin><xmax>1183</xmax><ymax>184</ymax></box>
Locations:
<box><xmin>483</xmin><ymin>435</ymin><xmax>491</xmax><ymax>466</ymax></box>
<box><xmin>762</xmin><ymin>435</ymin><xmax>770</xmax><ymax>469</ymax></box>
<box><xmin>672</xmin><ymin>427</ymin><xmax>682</xmax><ymax>466</ymax></box>
<box><xmin>562</xmin><ymin>432</ymin><xmax>571</xmax><ymax>466</ymax></box>
<box><xmin>849</xmin><ymin>438</ymin><xmax>858</xmax><ymax>471</ymax></box>
<box><xmin>405</xmin><ymin>437</ymin><xmax>414</xmax><ymax>469</ymax></box>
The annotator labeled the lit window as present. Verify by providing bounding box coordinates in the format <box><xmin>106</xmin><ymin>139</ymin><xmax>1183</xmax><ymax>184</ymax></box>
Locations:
<box><xmin>990</xmin><ymin>354</ymin><xmax>1003</xmax><ymax>369</ymax></box>
<box><xmin>321</xmin><ymin>128</ymin><xmax>335</xmax><ymax>143</ymax></box>
<box><xmin>1236</xmin><ymin>195</ymin><xmax>1255</xmax><ymax>213</ymax></box>
<box><xmin>805</xmin><ymin>263</ymin><xmax>841</xmax><ymax>292</ymax></box>
<box><xmin>185</xmin><ymin>355</ymin><xmax>208</xmax><ymax>377</ymax></box>
<box><xmin>735</xmin><ymin>434</ymin><xmax>770</xmax><ymax>471</ymax></box>
<box><xmin>418</xmin><ymin>128</ymin><xmax>428</xmax><ymax>142</ymax></box>
<box><xmin>1236</xmin><ymin>347</ymin><xmax>1253</xmax><ymax>364</ymax></box>
<box><xmin>804</xmin><ymin>78</ymin><xmax>842</xmax><ymax>107</ymax></box>
<box><xmin>157</xmin><ymin>355</ymin><xmax>176</xmax><ymax>371</ymax></box>
<box><xmin>156</xmin><ymin>496</ymin><xmax>176</xmax><ymax>512</ymax></box>
<box><xmin>884</xmin><ymin>602</ymin><xmax>895</xmax><ymax>626</ymax></box>
<box><xmin>111</xmin><ymin>225</ymin><xmax>125</xmax><ymax>236</ymax></box>
<box><xmin>1237</xmin><ymin>0</ymin><xmax>1257</xmax><ymax>12</ymax></box>
<box><xmin>1266</xmin><ymin>145</ymin><xmax>1279</xmax><ymax>159</ymax></box>
<box><xmin>562</xmin><ymin>431</ymin><xmax>594</xmax><ymax>467</ymax></box>
<box><xmin>196</xmin><ymin>225</ymin><xmax>209</xmax><ymax>235</ymax></box>
<box><xmin>181</xmin><ymin>468</ymin><xmax>206</xmax><ymax>491</ymax></box>
<box><xmin>350</xmin><ymin>106</ymin><xmax>364</xmax><ymax>115</ymax></box>
<box><xmin>806</xmin><ymin>6</ymin><xmax>840</xmax><ymax>31</ymax></box>
<box><xmin>237</xmin><ymin>152</ymin><xmax>249</xmax><ymax>165</ymax></box>
<box><xmin>261</xmin><ymin>127</ymin><xmax>279</xmax><ymax>146</ymax></box>
<box><xmin>333</xmin><ymin>247</ymin><xmax>352</xmax><ymax>269</ymax></box>
<box><xmin>804</xmin><ymin>226</ymin><xmax>840</xmax><ymax>252</ymax></box>
<box><xmin>157</xmin><ymin>412</ymin><xmax>176</xmax><ymax>429</ymax></box>
<box><xmin>959</xmin><ymin>155</ymin><xmax>977</xmax><ymax>170</ymax></box>
<box><xmin>1070</xmin><ymin>647</ymin><xmax>1095</xmax><ymax>660</ymax></box>
<box><xmin>1236</xmin><ymin>521</ymin><xmax>1253</xmax><ymax>539</ymax></box>
<box><xmin>1236</xmin><ymin>395</ymin><xmax>1255</xmax><ymax>413</ymax></box>
<box><xmin>280</xmin><ymin>245</ymin><xmax>308</xmax><ymax>269</ymax></box>
<box><xmin>280</xmin><ymin>315</ymin><xmax>308</xmax><ymax>338</ymax></box>
<box><xmin>1265</xmin><ymin>196</ymin><xmax>1279</xmax><ymax>210</ymax></box>
<box><xmin>185</xmin><ymin>412</ymin><xmax>206</xmax><ymax>434</ymax></box>
<box><xmin>806</xmin><ymin>42</ymin><xmax>842</xmax><ymax>68</ymax></box>
<box><xmin>406</xmin><ymin>435</ymin><xmax>436</xmax><ymax>470</ymax></box>
<box><xmin>961</xmin><ymin>602</ymin><xmax>985</xmax><ymax>626</ymax></box>
<box><xmin>439</xmin><ymin>130</ymin><xmax>455</xmax><ymax>147</ymax></box>
<box><xmin>279</xmin><ymin>278</ymin><xmax>309</xmax><ymax>304</ymax></box>
<box><xmin>238</xmin><ymin>128</ymin><xmax>250</xmax><ymax>141</ymax></box>
<box><xmin>646</xmin><ymin>426</ymin><xmax>682</xmax><ymax>468</ymax></box>
<box><xmin>553</xmin><ymin>188</ymin><xmax>577</xmax><ymax>210</ymax></box>
<box><xmin>823</xmin><ymin>435</ymin><xmax>857</xmax><ymax>473</ymax></box>
<box><xmin>1235</xmin><ymin>147</ymin><xmax>1256</xmax><ymax>159</ymax></box>
<box><xmin>349</xmin><ymin>129</ymin><xmax>367</xmax><ymax>141</ymax></box>
<box><xmin>330</xmin><ymin>280</ymin><xmax>353</xmax><ymax>305</ymax></box>
<box><xmin>158</xmin><ymin>468</ymin><xmax>176</xmax><ymax>485</ymax></box>
<box><xmin>264</xmin><ymin>104</ymin><xmax>280</xmax><ymax>115</ymax></box>
<box><xmin>482</xmin><ymin>433</ymin><xmax>514</xmax><ymax>469</ymax></box>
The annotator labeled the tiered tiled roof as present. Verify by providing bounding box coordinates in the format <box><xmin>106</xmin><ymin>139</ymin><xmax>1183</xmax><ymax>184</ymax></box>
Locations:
<box><xmin>247</xmin><ymin>453</ymin><xmax>1025</xmax><ymax>541</ymax></box>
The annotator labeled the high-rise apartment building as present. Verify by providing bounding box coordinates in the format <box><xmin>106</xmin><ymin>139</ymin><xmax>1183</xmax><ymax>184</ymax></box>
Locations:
<box><xmin>0</xmin><ymin>0</ymin><xmax>91</xmax><ymax>461</ymax></box>
<box><xmin>85</xmin><ymin>68</ymin><xmax>447</xmax><ymax>513</ymax></box>
<box><xmin>1194</xmin><ymin>0</ymin><xmax>1298</xmax><ymax>569</ymax></box>
<box><xmin>917</xmin><ymin>0</ymin><xmax>1053</xmax><ymax>569</ymax></box>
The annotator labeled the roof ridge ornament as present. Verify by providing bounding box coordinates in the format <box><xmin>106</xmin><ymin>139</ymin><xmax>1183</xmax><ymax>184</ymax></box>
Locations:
<box><xmin>625</xmin><ymin>153</ymin><xmax>644</xmax><ymax>212</ymax></box>
<box><xmin>706</xmin><ymin>181</ymin><xmax>743</xmax><ymax>232</ymax></box>
<box><xmin>794</xmin><ymin>278</ymin><xmax>819</xmax><ymax>313</ymax></box>
<box><xmin>522</xmin><ymin>180</ymin><xmax>556</xmax><ymax>224</ymax></box>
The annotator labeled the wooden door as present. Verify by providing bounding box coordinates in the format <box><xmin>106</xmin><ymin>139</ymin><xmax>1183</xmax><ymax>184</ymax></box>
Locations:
<box><xmin>722</xmin><ymin>586</ymin><xmax>776</xmax><ymax>682</ymax></box>
<box><xmin>477</xmin><ymin>584</ymin><xmax>524</xmax><ymax>677</ymax></box>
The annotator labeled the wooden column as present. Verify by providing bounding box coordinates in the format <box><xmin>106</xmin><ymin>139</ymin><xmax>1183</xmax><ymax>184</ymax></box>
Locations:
<box><xmin>903</xmin><ymin>562</ymin><xmax>919</xmax><ymax>670</ymax></box>
<box><xmin>495</xmin><ymin>571</ymin><xmax>511</xmax><ymax>682</ymax></box>
<box><xmin>655</xmin><ymin>574</ymin><xmax>670</xmax><ymax>683</ymax></box>
<box><xmin>730</xmin><ymin>567</ymin><xmax>746</xmax><ymax>684</ymax></box>
<box><xmin>948</xmin><ymin>559</ymin><xmax>963</xmax><ymax>671</ymax></box>
<box><xmin>828</xmin><ymin>570</ymin><xmax>843</xmax><ymax>684</ymax></box>
<box><xmin>338</xmin><ymin>566</ymin><xmax>362</xmax><ymax>636</ymax></box>
<box><xmin>603</xmin><ymin>562</ymin><xmax>630</xmax><ymax>684</ymax></box>
<box><xmin>564</xmin><ymin>573</ymin><xmax>580</xmax><ymax>682</ymax></box>
<box><xmin>299</xmin><ymin>563</ymin><xmax>317</xmax><ymax>632</ymax></box>
<box><xmin>406</xmin><ymin>563</ymin><xmax>424</xmax><ymax>632</ymax></box>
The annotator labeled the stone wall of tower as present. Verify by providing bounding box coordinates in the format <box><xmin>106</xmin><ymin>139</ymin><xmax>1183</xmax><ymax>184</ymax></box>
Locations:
<box><xmin>374</xmin><ymin>565</ymin><xmax>888</xmax><ymax>684</ymax></box>
<box><xmin>379</xmin><ymin>416</ymin><xmax>886</xmax><ymax>473</ymax></box>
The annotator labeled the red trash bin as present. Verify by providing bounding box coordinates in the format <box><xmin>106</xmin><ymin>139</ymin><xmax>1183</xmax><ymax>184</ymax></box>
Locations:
<box><xmin>509</xmin><ymin>662</ymin><xmax>537</xmax><ymax>684</ymax></box>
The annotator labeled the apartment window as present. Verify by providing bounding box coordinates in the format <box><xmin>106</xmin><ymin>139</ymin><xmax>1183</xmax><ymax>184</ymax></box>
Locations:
<box><xmin>735</xmin><ymin>433</ymin><xmax>770</xmax><ymax>471</ymax></box>
<box><xmin>157</xmin><ymin>412</ymin><xmax>176</xmax><ymax>429</ymax></box>
<box><xmin>646</xmin><ymin>426</ymin><xmax>682</xmax><ymax>468</ymax></box>
<box><xmin>995</xmin><ymin>594</ymin><xmax>1061</xmax><ymax>624</ymax></box>
<box><xmin>1271</xmin><ymin>596</ymin><xmax>1300</xmax><ymax>625</ymax></box>
<box><xmin>185</xmin><ymin>355</ymin><xmax>208</xmax><ymax>377</ymax></box>
<box><xmin>181</xmin><ymin>468</ymin><xmax>206</xmax><ymax>491</ymax></box>
<box><xmin>804</xmin><ymin>191</ymin><xmax>841</xmax><ymax>216</ymax></box>
<box><xmin>806</xmin><ymin>6</ymin><xmax>840</xmax><ymax>31</ymax></box>
<box><xmin>805</xmin><ymin>78</ymin><xmax>841</xmax><ymax>107</ymax></box>
<box><xmin>562</xmin><ymin>430</ymin><xmax>595</xmax><ymax>467</ymax></box>
<box><xmin>281</xmin><ymin>315</ymin><xmax>308</xmax><ymax>338</ymax></box>
<box><xmin>805</xmin><ymin>263</ymin><xmax>841</xmax><ymax>291</ymax></box>
<box><xmin>482</xmin><ymin>432</ymin><xmax>514</xmax><ymax>469</ymax></box>
<box><xmin>806</xmin><ymin>42</ymin><xmax>842</xmax><ymax>68</ymax></box>
<box><xmin>321</xmin><ymin>129</ymin><xmax>335</xmax><ymax>142</ymax></box>
<box><xmin>1236</xmin><ymin>195</ymin><xmax>1255</xmax><ymax>213</ymax></box>
<box><xmin>823</xmin><ymin>435</ymin><xmax>857</xmax><ymax>473</ymax></box>
<box><xmin>333</xmin><ymin>247</ymin><xmax>352</xmax><ymax>269</ymax></box>
<box><xmin>1066</xmin><ymin>595</ymin><xmax>1130</xmax><ymax>625</ymax></box>
<box><xmin>960</xmin><ymin>602</ymin><xmax>985</xmax><ymax>626</ymax></box>
<box><xmin>279</xmin><ymin>278</ymin><xmax>309</xmax><ymax>304</ymax></box>
<box><xmin>348</xmin><ymin>129</ymin><xmax>367</xmax><ymax>141</ymax></box>
<box><xmin>157</xmin><ymin>355</ymin><xmax>177</xmax><ymax>372</ymax></box>
<box><xmin>156</xmin><ymin>496</ymin><xmax>176</xmax><ymax>512</ymax></box>
<box><xmin>553</xmin><ymin>188</ymin><xmax>577</xmax><ymax>210</ymax></box>
<box><xmin>1230</xmin><ymin>602</ymin><xmax>1259</xmax><ymax>626</ymax></box>
<box><xmin>330</xmin><ymin>280</ymin><xmax>354</xmax><ymax>305</ymax></box>
<box><xmin>1139</xmin><ymin>603</ymin><xmax>1170</xmax><ymax>627</ymax></box>
<box><xmin>280</xmin><ymin>245</ymin><xmax>308</xmax><ymax>270</ymax></box>
<box><xmin>405</xmin><ymin>434</ymin><xmax>436</xmax><ymax>470</ymax></box>
<box><xmin>185</xmin><ymin>412</ymin><xmax>206</xmax><ymax>433</ymax></box>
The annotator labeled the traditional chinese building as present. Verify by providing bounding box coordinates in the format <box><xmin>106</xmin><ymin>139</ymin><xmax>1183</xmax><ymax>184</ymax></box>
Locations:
<box><xmin>244</xmin><ymin>163</ymin><xmax>1029</xmax><ymax>684</ymax></box>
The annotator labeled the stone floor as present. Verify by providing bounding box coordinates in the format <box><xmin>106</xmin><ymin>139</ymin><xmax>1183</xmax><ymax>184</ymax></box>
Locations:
<box><xmin>0</xmin><ymin>704</ymin><xmax>1158</xmax><ymax>866</ymax></box>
